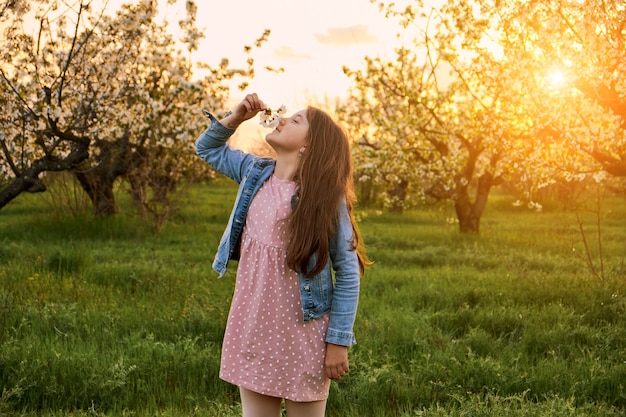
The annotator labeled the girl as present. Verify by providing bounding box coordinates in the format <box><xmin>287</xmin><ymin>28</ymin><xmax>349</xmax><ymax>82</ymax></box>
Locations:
<box><xmin>196</xmin><ymin>93</ymin><xmax>369</xmax><ymax>417</ymax></box>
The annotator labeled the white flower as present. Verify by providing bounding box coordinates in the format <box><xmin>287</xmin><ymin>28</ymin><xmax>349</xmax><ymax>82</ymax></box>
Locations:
<box><xmin>259</xmin><ymin>105</ymin><xmax>287</xmax><ymax>128</ymax></box>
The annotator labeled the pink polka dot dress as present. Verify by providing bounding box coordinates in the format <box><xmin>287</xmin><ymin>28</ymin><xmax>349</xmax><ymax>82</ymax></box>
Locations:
<box><xmin>220</xmin><ymin>175</ymin><xmax>331</xmax><ymax>402</ymax></box>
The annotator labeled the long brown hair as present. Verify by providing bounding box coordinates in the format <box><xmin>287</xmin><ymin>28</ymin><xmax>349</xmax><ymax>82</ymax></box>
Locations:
<box><xmin>286</xmin><ymin>106</ymin><xmax>370</xmax><ymax>277</ymax></box>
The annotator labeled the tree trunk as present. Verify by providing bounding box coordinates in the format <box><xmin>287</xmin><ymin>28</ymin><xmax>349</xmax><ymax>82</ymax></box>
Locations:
<box><xmin>74</xmin><ymin>170</ymin><xmax>117</xmax><ymax>217</ymax></box>
<box><xmin>127</xmin><ymin>172</ymin><xmax>147</xmax><ymax>210</ymax></box>
<box><xmin>455</xmin><ymin>195</ymin><xmax>481</xmax><ymax>233</ymax></box>
<box><xmin>72</xmin><ymin>134</ymin><xmax>135</xmax><ymax>217</ymax></box>
<box><xmin>387</xmin><ymin>178</ymin><xmax>408</xmax><ymax>213</ymax></box>
<box><xmin>152</xmin><ymin>177</ymin><xmax>175</xmax><ymax>203</ymax></box>
<box><xmin>358</xmin><ymin>177</ymin><xmax>374</xmax><ymax>205</ymax></box>
<box><xmin>454</xmin><ymin>172</ymin><xmax>496</xmax><ymax>234</ymax></box>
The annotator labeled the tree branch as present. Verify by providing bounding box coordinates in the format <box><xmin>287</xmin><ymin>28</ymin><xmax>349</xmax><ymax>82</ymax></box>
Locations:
<box><xmin>0</xmin><ymin>68</ymin><xmax>38</xmax><ymax>118</ymax></box>
<box><xmin>0</xmin><ymin>136</ymin><xmax>20</xmax><ymax>176</ymax></box>
<box><xmin>58</xmin><ymin>1</ymin><xmax>84</xmax><ymax>107</ymax></box>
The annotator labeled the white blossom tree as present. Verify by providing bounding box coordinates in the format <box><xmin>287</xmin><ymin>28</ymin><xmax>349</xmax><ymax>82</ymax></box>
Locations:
<box><xmin>0</xmin><ymin>0</ymin><xmax>267</xmax><ymax>216</ymax></box>
<box><xmin>341</xmin><ymin>4</ymin><xmax>514</xmax><ymax>232</ymax></box>
<box><xmin>342</xmin><ymin>0</ymin><xmax>625</xmax><ymax>232</ymax></box>
<box><xmin>492</xmin><ymin>0</ymin><xmax>626</xmax><ymax>179</ymax></box>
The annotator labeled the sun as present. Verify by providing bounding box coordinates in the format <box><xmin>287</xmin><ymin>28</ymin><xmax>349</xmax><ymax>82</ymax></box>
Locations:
<box><xmin>549</xmin><ymin>70</ymin><xmax>564</xmax><ymax>87</ymax></box>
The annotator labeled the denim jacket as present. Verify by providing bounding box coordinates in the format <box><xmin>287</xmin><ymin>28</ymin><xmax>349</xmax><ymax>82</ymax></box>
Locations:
<box><xmin>195</xmin><ymin>112</ymin><xmax>360</xmax><ymax>346</ymax></box>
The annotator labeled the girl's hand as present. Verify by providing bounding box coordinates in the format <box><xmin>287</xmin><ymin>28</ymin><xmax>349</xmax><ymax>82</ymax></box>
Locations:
<box><xmin>220</xmin><ymin>93</ymin><xmax>266</xmax><ymax>129</ymax></box>
<box><xmin>324</xmin><ymin>343</ymin><xmax>350</xmax><ymax>380</ymax></box>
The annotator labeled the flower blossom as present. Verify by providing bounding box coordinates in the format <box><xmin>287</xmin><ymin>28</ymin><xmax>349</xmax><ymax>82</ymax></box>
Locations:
<box><xmin>259</xmin><ymin>105</ymin><xmax>286</xmax><ymax>128</ymax></box>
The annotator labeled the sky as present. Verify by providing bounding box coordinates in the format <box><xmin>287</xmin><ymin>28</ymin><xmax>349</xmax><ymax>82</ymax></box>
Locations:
<box><xmin>190</xmin><ymin>0</ymin><xmax>411</xmax><ymax>112</ymax></box>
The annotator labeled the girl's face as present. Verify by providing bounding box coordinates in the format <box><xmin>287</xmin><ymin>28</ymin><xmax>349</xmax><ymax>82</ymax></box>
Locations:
<box><xmin>265</xmin><ymin>109</ymin><xmax>309</xmax><ymax>154</ymax></box>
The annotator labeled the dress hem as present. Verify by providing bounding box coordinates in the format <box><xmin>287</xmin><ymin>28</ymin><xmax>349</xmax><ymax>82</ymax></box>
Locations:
<box><xmin>220</xmin><ymin>376</ymin><xmax>330</xmax><ymax>402</ymax></box>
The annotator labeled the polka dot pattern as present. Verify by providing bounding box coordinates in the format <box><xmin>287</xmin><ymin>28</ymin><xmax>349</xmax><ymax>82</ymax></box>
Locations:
<box><xmin>220</xmin><ymin>175</ymin><xmax>331</xmax><ymax>402</ymax></box>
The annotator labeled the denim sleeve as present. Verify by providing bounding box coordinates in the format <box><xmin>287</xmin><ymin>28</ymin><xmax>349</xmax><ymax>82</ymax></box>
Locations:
<box><xmin>326</xmin><ymin>199</ymin><xmax>361</xmax><ymax>346</ymax></box>
<box><xmin>195</xmin><ymin>112</ymin><xmax>255</xmax><ymax>184</ymax></box>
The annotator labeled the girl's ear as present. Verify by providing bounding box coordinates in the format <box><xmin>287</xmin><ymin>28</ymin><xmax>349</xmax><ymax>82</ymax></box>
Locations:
<box><xmin>298</xmin><ymin>146</ymin><xmax>307</xmax><ymax>157</ymax></box>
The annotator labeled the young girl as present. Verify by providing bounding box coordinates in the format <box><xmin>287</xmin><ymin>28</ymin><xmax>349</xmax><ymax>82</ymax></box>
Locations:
<box><xmin>196</xmin><ymin>93</ymin><xmax>369</xmax><ymax>417</ymax></box>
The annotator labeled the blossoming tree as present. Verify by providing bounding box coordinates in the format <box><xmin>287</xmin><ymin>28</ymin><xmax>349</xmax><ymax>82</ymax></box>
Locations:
<box><xmin>341</xmin><ymin>5</ymin><xmax>519</xmax><ymax>233</ymax></box>
<box><xmin>342</xmin><ymin>0</ymin><xmax>625</xmax><ymax>233</ymax></box>
<box><xmin>0</xmin><ymin>0</ymin><xmax>265</xmax><ymax>216</ymax></box>
<box><xmin>491</xmin><ymin>0</ymin><xmax>626</xmax><ymax>179</ymax></box>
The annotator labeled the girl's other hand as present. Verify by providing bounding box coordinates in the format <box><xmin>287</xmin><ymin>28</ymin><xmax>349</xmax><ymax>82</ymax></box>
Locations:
<box><xmin>324</xmin><ymin>343</ymin><xmax>349</xmax><ymax>380</ymax></box>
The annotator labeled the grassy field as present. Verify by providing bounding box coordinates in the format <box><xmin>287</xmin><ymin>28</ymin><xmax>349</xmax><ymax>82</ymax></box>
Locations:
<box><xmin>1</xmin><ymin>179</ymin><xmax>625</xmax><ymax>416</ymax></box>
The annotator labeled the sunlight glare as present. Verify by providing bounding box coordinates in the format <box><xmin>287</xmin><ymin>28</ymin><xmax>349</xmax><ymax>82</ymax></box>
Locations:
<box><xmin>549</xmin><ymin>70</ymin><xmax>564</xmax><ymax>87</ymax></box>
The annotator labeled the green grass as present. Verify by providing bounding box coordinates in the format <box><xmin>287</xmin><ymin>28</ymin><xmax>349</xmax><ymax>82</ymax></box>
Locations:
<box><xmin>1</xmin><ymin>181</ymin><xmax>625</xmax><ymax>416</ymax></box>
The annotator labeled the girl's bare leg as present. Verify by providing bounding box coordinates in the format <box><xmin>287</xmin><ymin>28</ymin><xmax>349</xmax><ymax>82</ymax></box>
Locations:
<box><xmin>285</xmin><ymin>398</ymin><xmax>328</xmax><ymax>417</ymax></box>
<box><xmin>239</xmin><ymin>387</ymin><xmax>282</xmax><ymax>417</ymax></box>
